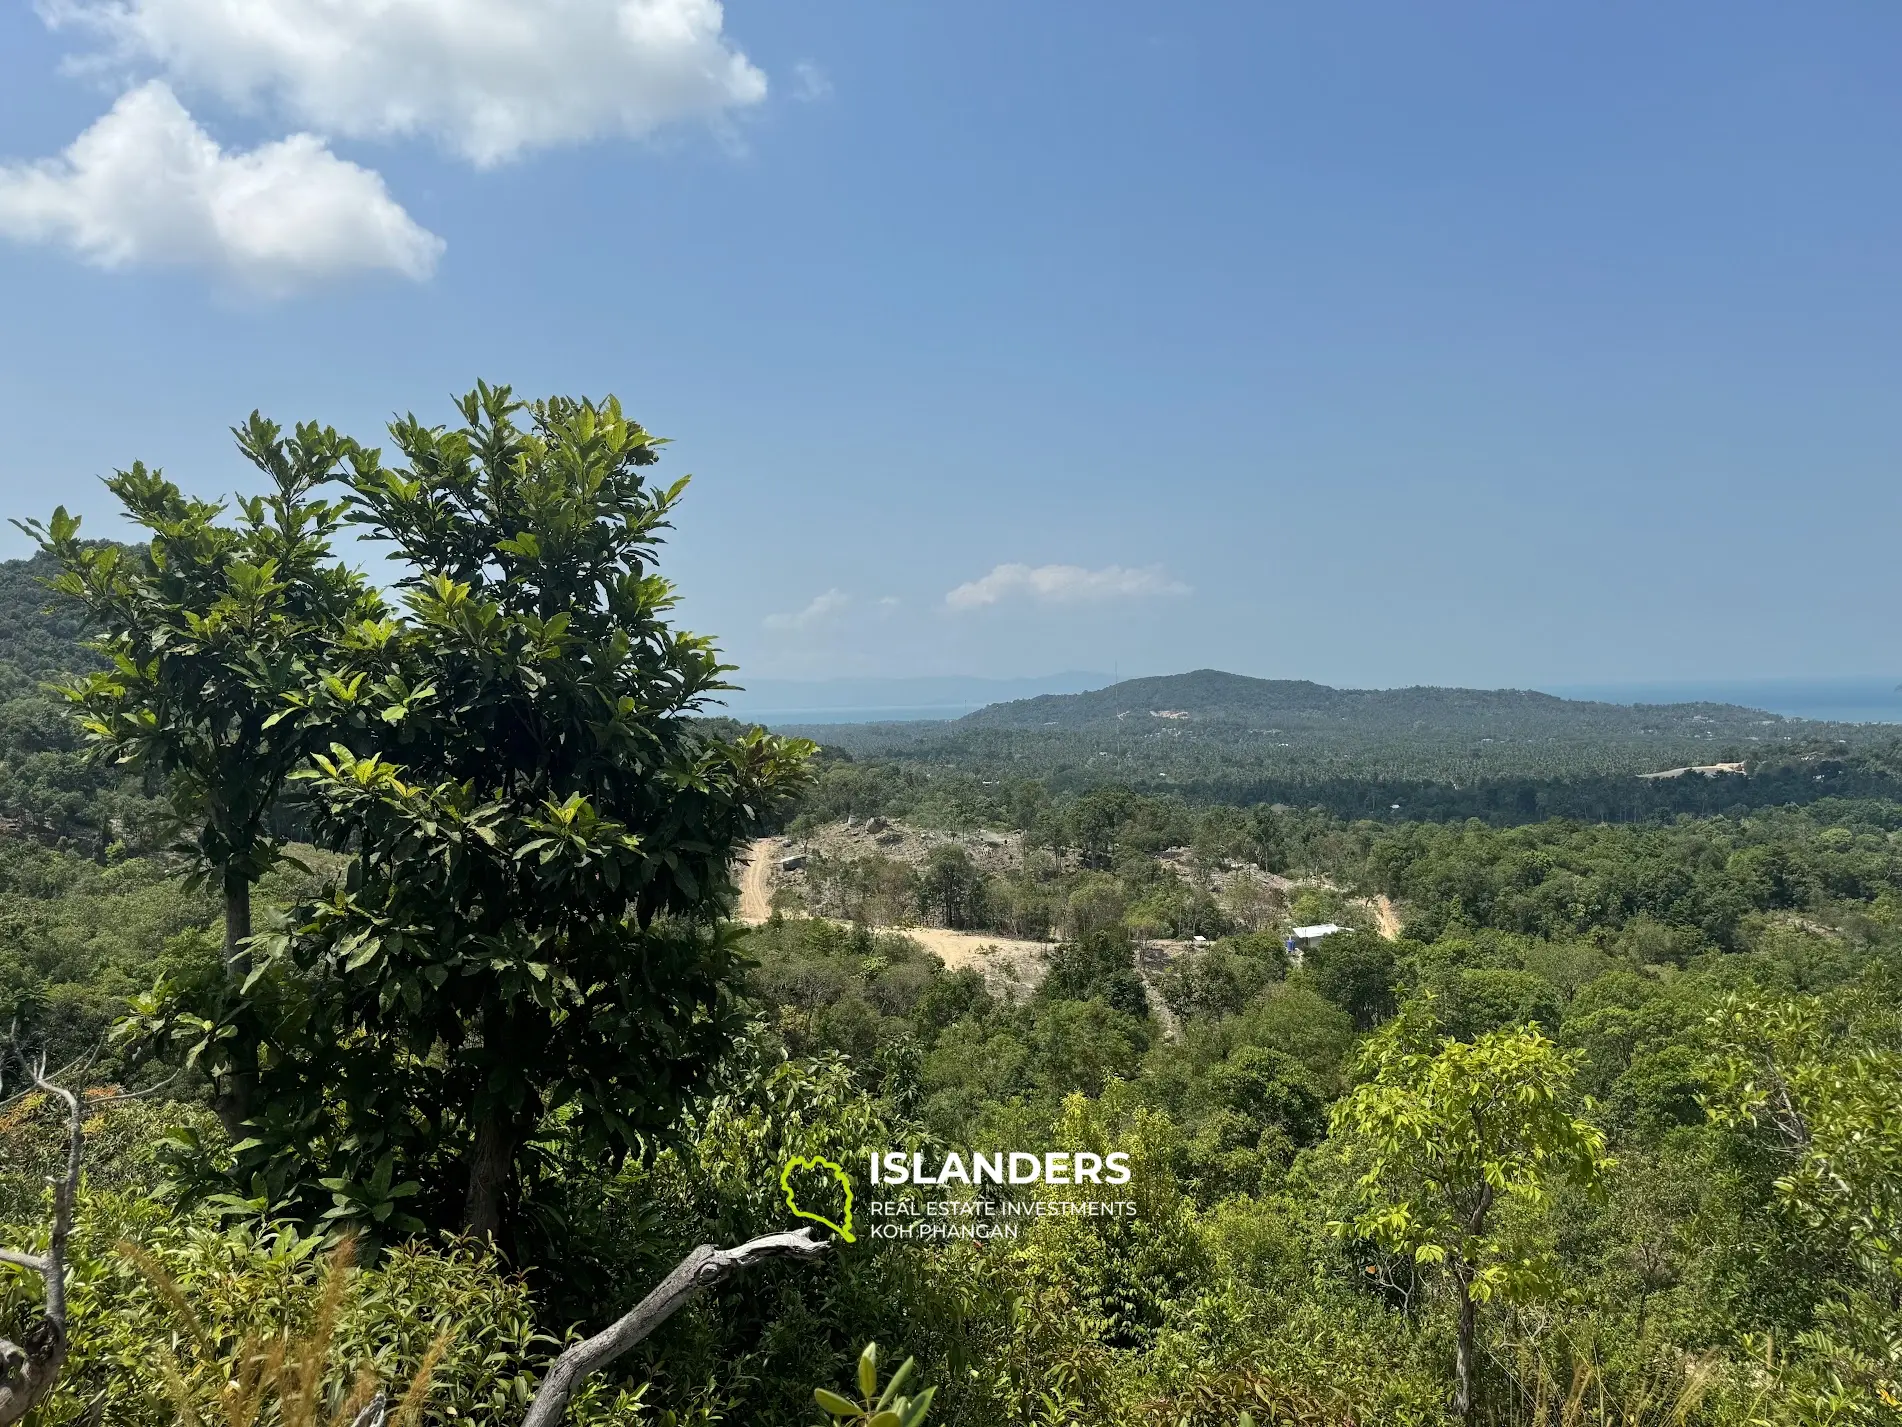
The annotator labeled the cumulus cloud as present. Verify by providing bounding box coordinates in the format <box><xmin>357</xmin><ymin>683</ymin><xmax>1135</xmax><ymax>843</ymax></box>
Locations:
<box><xmin>0</xmin><ymin>81</ymin><xmax>443</xmax><ymax>292</ymax></box>
<box><xmin>944</xmin><ymin>563</ymin><xmax>1191</xmax><ymax>611</ymax></box>
<box><xmin>765</xmin><ymin>588</ymin><xmax>850</xmax><ymax>632</ymax></box>
<box><xmin>42</xmin><ymin>0</ymin><xmax>770</xmax><ymax>166</ymax></box>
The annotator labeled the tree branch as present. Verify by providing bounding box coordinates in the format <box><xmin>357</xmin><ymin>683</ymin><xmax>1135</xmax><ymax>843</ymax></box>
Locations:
<box><xmin>0</xmin><ymin>1051</ymin><xmax>85</xmax><ymax>1427</ymax></box>
<box><xmin>519</xmin><ymin>1228</ymin><xmax>830</xmax><ymax>1427</ymax></box>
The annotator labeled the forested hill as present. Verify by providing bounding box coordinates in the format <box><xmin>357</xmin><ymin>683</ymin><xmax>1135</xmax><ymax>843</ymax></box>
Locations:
<box><xmin>0</xmin><ymin>550</ymin><xmax>157</xmax><ymax>849</ymax></box>
<box><xmin>958</xmin><ymin>668</ymin><xmax>1789</xmax><ymax>740</ymax></box>
<box><xmin>0</xmin><ymin>549</ymin><xmax>105</xmax><ymax>683</ymax></box>
<box><xmin>785</xmin><ymin>668</ymin><xmax>1902</xmax><ymax>817</ymax></box>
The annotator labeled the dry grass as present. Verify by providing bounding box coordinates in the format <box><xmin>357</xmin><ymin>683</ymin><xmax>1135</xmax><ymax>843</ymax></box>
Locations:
<box><xmin>121</xmin><ymin>1236</ymin><xmax>452</xmax><ymax>1427</ymax></box>
<box><xmin>1485</xmin><ymin>1348</ymin><xmax>1749</xmax><ymax>1427</ymax></box>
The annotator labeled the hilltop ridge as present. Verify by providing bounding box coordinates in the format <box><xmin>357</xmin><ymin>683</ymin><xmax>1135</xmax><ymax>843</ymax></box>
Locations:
<box><xmin>954</xmin><ymin>667</ymin><xmax>1789</xmax><ymax>740</ymax></box>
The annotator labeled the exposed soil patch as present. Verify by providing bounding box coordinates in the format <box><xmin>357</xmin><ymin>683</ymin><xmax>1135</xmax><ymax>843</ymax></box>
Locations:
<box><xmin>896</xmin><ymin>926</ymin><xmax>1050</xmax><ymax>993</ymax></box>
<box><xmin>732</xmin><ymin>829</ymin><xmax>1051</xmax><ymax>992</ymax></box>
<box><xmin>737</xmin><ymin>835</ymin><xmax>783</xmax><ymax>922</ymax></box>
<box><xmin>1372</xmin><ymin>894</ymin><xmax>1403</xmax><ymax>939</ymax></box>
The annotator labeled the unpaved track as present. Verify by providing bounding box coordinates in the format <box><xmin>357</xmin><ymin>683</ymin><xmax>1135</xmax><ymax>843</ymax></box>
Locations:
<box><xmin>737</xmin><ymin>836</ymin><xmax>783</xmax><ymax>922</ymax></box>
<box><xmin>732</xmin><ymin>839</ymin><xmax>1047</xmax><ymax>986</ymax></box>
<box><xmin>1372</xmin><ymin>894</ymin><xmax>1402</xmax><ymax>939</ymax></box>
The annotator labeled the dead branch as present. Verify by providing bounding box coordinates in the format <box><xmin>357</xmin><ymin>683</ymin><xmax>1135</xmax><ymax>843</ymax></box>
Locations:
<box><xmin>519</xmin><ymin>1227</ymin><xmax>830</xmax><ymax>1427</ymax></box>
<box><xmin>0</xmin><ymin>1052</ymin><xmax>84</xmax><ymax>1427</ymax></box>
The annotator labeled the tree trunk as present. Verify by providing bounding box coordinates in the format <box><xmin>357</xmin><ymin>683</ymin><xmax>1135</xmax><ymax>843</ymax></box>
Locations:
<box><xmin>0</xmin><ymin>1063</ymin><xmax>83</xmax><ymax>1427</ymax></box>
<box><xmin>223</xmin><ymin>869</ymin><xmax>253</xmax><ymax>957</ymax></box>
<box><xmin>463</xmin><ymin>1112</ymin><xmax>519</xmax><ymax>1240</ymax></box>
<box><xmin>1452</xmin><ymin>1268</ymin><xmax>1477</xmax><ymax>1416</ymax></box>
<box><xmin>210</xmin><ymin>869</ymin><xmax>258</xmax><ymax>1138</ymax></box>
<box><xmin>1451</xmin><ymin>1180</ymin><xmax>1494</xmax><ymax>1417</ymax></box>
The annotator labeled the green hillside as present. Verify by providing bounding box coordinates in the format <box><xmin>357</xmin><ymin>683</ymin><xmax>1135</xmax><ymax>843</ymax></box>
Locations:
<box><xmin>0</xmin><ymin>550</ymin><xmax>158</xmax><ymax>851</ymax></box>
<box><xmin>960</xmin><ymin>668</ymin><xmax>1792</xmax><ymax>739</ymax></box>
<box><xmin>785</xmin><ymin>669</ymin><xmax>1896</xmax><ymax>812</ymax></box>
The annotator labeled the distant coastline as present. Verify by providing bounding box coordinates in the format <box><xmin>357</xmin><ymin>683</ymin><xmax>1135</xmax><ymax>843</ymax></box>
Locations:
<box><xmin>725</xmin><ymin>673</ymin><xmax>1902</xmax><ymax>729</ymax></box>
<box><xmin>1546</xmin><ymin>677</ymin><xmax>1902</xmax><ymax>725</ymax></box>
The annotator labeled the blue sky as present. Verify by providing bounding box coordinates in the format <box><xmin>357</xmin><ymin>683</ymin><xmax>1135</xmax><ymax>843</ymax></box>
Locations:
<box><xmin>0</xmin><ymin>2</ymin><xmax>1897</xmax><ymax>691</ymax></box>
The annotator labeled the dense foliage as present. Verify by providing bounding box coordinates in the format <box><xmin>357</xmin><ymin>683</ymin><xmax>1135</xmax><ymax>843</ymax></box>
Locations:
<box><xmin>24</xmin><ymin>388</ymin><xmax>815</xmax><ymax>1256</ymax></box>
<box><xmin>787</xmin><ymin>670</ymin><xmax>1902</xmax><ymax>822</ymax></box>
<box><xmin>3</xmin><ymin>399</ymin><xmax>1900</xmax><ymax>1426</ymax></box>
<box><xmin>0</xmin><ymin>553</ymin><xmax>162</xmax><ymax>855</ymax></box>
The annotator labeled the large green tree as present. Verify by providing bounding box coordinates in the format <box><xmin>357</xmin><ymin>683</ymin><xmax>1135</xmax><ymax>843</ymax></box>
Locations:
<box><xmin>22</xmin><ymin>418</ymin><xmax>380</xmax><ymax>958</ymax></box>
<box><xmin>1703</xmin><ymin>988</ymin><xmax>1902</xmax><ymax>1416</ymax></box>
<box><xmin>141</xmin><ymin>385</ymin><xmax>813</xmax><ymax>1242</ymax></box>
<box><xmin>1329</xmin><ymin>998</ymin><xmax>1609</xmax><ymax>1416</ymax></box>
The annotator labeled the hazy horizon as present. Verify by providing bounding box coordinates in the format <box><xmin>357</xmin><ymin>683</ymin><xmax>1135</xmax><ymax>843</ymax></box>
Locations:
<box><xmin>719</xmin><ymin>670</ymin><xmax>1902</xmax><ymax>726</ymax></box>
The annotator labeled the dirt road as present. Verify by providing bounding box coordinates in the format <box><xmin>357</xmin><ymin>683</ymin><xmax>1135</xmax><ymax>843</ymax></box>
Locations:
<box><xmin>1372</xmin><ymin>894</ymin><xmax>1402</xmax><ymax>939</ymax></box>
<box><xmin>737</xmin><ymin>836</ymin><xmax>784</xmax><ymax>922</ymax></box>
<box><xmin>732</xmin><ymin>838</ymin><xmax>1048</xmax><ymax>987</ymax></box>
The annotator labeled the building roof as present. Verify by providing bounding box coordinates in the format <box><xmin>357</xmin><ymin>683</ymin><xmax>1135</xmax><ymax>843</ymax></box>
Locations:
<box><xmin>1291</xmin><ymin>923</ymin><xmax>1345</xmax><ymax>939</ymax></box>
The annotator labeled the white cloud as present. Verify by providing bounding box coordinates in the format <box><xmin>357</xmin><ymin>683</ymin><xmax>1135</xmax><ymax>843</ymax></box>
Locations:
<box><xmin>42</xmin><ymin>0</ymin><xmax>770</xmax><ymax>166</ymax></box>
<box><xmin>944</xmin><ymin>563</ymin><xmax>1191</xmax><ymax>611</ymax></box>
<box><xmin>0</xmin><ymin>81</ymin><xmax>443</xmax><ymax>292</ymax></box>
<box><xmin>791</xmin><ymin>61</ymin><xmax>833</xmax><ymax>102</ymax></box>
<box><xmin>765</xmin><ymin>588</ymin><xmax>850</xmax><ymax>632</ymax></box>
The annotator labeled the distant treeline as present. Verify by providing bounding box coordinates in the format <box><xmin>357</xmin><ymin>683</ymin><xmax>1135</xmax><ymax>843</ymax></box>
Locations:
<box><xmin>778</xmin><ymin>738</ymin><xmax>1902</xmax><ymax>832</ymax></box>
<box><xmin>1159</xmin><ymin>755</ymin><xmax>1902</xmax><ymax>825</ymax></box>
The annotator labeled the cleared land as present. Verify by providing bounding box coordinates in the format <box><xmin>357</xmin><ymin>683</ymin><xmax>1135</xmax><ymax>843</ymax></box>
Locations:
<box><xmin>733</xmin><ymin>835</ymin><xmax>1051</xmax><ymax>989</ymax></box>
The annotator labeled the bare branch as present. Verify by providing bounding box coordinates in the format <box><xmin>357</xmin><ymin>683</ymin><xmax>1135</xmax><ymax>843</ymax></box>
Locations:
<box><xmin>519</xmin><ymin>1228</ymin><xmax>830</xmax><ymax>1427</ymax></box>
<box><xmin>30</xmin><ymin>1058</ymin><xmax>83</xmax><ymax>1333</ymax></box>
<box><xmin>0</xmin><ymin>1039</ymin><xmax>103</xmax><ymax>1117</ymax></box>
<box><xmin>0</xmin><ymin>1047</ymin><xmax>86</xmax><ymax>1427</ymax></box>
<box><xmin>90</xmin><ymin>1070</ymin><xmax>185</xmax><ymax>1104</ymax></box>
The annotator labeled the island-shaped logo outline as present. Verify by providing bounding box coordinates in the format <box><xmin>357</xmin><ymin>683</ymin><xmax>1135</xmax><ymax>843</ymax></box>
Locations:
<box><xmin>780</xmin><ymin>1154</ymin><xmax>856</xmax><ymax>1243</ymax></box>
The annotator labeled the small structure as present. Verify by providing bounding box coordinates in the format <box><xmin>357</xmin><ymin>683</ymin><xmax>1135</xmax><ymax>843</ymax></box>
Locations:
<box><xmin>1285</xmin><ymin>923</ymin><xmax>1345</xmax><ymax>965</ymax></box>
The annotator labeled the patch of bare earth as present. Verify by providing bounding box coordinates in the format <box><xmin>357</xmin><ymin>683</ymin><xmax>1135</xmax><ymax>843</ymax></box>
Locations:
<box><xmin>733</xmin><ymin>822</ymin><xmax>1404</xmax><ymax>1002</ymax></box>
<box><xmin>891</xmin><ymin>926</ymin><xmax>1050</xmax><ymax>993</ymax></box>
<box><xmin>736</xmin><ymin>836</ymin><xmax>783</xmax><ymax>923</ymax></box>
<box><xmin>731</xmin><ymin>830</ymin><xmax>1050</xmax><ymax>992</ymax></box>
<box><xmin>1371</xmin><ymin>894</ymin><xmax>1402</xmax><ymax>939</ymax></box>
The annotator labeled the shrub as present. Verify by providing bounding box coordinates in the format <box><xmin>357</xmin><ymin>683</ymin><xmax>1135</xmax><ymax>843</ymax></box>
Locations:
<box><xmin>0</xmin><ymin>1194</ymin><xmax>595</xmax><ymax>1427</ymax></box>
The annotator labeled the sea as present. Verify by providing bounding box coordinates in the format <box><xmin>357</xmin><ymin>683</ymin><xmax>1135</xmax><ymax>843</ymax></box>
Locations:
<box><xmin>1546</xmin><ymin>677</ymin><xmax>1902</xmax><ymax>725</ymax></box>
<box><xmin>719</xmin><ymin>674</ymin><xmax>1902</xmax><ymax>729</ymax></box>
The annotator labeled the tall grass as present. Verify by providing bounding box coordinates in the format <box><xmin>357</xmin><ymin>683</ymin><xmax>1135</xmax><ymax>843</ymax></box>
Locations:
<box><xmin>121</xmin><ymin>1237</ymin><xmax>452</xmax><ymax>1427</ymax></box>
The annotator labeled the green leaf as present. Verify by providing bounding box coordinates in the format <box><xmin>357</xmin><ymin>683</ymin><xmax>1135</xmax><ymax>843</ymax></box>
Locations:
<box><xmin>875</xmin><ymin>1359</ymin><xmax>914</xmax><ymax>1410</ymax></box>
<box><xmin>898</xmin><ymin>1387</ymin><xmax>935</xmax><ymax>1427</ymax></box>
